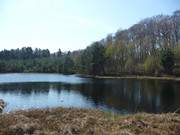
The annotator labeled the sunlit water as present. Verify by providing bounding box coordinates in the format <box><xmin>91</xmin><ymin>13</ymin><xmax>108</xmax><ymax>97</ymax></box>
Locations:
<box><xmin>0</xmin><ymin>73</ymin><xmax>180</xmax><ymax>114</ymax></box>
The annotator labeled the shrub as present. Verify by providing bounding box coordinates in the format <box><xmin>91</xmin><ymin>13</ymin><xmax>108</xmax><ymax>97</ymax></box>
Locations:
<box><xmin>174</xmin><ymin>45</ymin><xmax>180</xmax><ymax>64</ymax></box>
<box><xmin>144</xmin><ymin>56</ymin><xmax>161</xmax><ymax>75</ymax></box>
<box><xmin>160</xmin><ymin>48</ymin><xmax>175</xmax><ymax>74</ymax></box>
<box><xmin>135</xmin><ymin>64</ymin><xmax>145</xmax><ymax>75</ymax></box>
<box><xmin>125</xmin><ymin>58</ymin><xmax>135</xmax><ymax>74</ymax></box>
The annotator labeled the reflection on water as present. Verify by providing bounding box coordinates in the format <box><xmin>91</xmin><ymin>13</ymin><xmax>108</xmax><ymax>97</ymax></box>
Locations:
<box><xmin>0</xmin><ymin>74</ymin><xmax>180</xmax><ymax>114</ymax></box>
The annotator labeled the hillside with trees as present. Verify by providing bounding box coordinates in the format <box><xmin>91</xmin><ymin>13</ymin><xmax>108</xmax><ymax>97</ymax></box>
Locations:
<box><xmin>78</xmin><ymin>10</ymin><xmax>180</xmax><ymax>76</ymax></box>
<box><xmin>0</xmin><ymin>10</ymin><xmax>180</xmax><ymax>76</ymax></box>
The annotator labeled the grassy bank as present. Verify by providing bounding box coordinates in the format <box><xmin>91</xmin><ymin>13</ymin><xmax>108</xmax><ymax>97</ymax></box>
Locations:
<box><xmin>79</xmin><ymin>74</ymin><xmax>180</xmax><ymax>81</ymax></box>
<box><xmin>0</xmin><ymin>108</ymin><xmax>180</xmax><ymax>135</ymax></box>
<box><xmin>96</xmin><ymin>75</ymin><xmax>180</xmax><ymax>81</ymax></box>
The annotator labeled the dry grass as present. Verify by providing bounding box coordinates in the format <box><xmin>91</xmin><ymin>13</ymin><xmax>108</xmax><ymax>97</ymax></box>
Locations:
<box><xmin>0</xmin><ymin>108</ymin><xmax>180</xmax><ymax>135</ymax></box>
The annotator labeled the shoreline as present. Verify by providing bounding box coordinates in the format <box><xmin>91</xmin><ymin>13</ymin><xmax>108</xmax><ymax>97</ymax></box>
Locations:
<box><xmin>0</xmin><ymin>73</ymin><xmax>180</xmax><ymax>81</ymax></box>
<box><xmin>0</xmin><ymin>107</ymin><xmax>180</xmax><ymax>135</ymax></box>
<box><xmin>79</xmin><ymin>74</ymin><xmax>180</xmax><ymax>81</ymax></box>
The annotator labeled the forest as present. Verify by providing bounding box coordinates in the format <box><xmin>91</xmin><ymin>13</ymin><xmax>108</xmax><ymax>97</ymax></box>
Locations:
<box><xmin>0</xmin><ymin>10</ymin><xmax>180</xmax><ymax>76</ymax></box>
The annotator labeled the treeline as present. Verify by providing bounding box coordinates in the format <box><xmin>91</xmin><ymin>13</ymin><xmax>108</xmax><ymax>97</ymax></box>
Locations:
<box><xmin>77</xmin><ymin>10</ymin><xmax>180</xmax><ymax>76</ymax></box>
<box><xmin>0</xmin><ymin>10</ymin><xmax>180</xmax><ymax>76</ymax></box>
<box><xmin>0</xmin><ymin>48</ymin><xmax>74</xmax><ymax>73</ymax></box>
<box><xmin>0</xmin><ymin>47</ymin><xmax>50</xmax><ymax>60</ymax></box>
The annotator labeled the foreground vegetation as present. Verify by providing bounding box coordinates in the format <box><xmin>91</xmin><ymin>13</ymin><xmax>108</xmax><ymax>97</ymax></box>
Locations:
<box><xmin>0</xmin><ymin>10</ymin><xmax>180</xmax><ymax>76</ymax></box>
<box><xmin>0</xmin><ymin>108</ymin><xmax>179</xmax><ymax>135</ymax></box>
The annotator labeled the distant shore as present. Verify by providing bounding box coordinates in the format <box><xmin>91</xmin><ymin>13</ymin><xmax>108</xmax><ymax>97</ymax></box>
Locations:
<box><xmin>0</xmin><ymin>107</ymin><xmax>179</xmax><ymax>135</ymax></box>
<box><xmin>79</xmin><ymin>74</ymin><xmax>180</xmax><ymax>81</ymax></box>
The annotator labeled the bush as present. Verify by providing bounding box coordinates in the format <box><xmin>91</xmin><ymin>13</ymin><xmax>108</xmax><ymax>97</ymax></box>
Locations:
<box><xmin>160</xmin><ymin>48</ymin><xmax>175</xmax><ymax>74</ymax></box>
<box><xmin>144</xmin><ymin>56</ymin><xmax>161</xmax><ymax>75</ymax></box>
<box><xmin>135</xmin><ymin>64</ymin><xmax>145</xmax><ymax>75</ymax></box>
<box><xmin>173</xmin><ymin>68</ymin><xmax>180</xmax><ymax>76</ymax></box>
<box><xmin>125</xmin><ymin>58</ymin><xmax>135</xmax><ymax>74</ymax></box>
<box><xmin>173</xmin><ymin>64</ymin><xmax>180</xmax><ymax>76</ymax></box>
<box><xmin>174</xmin><ymin>45</ymin><xmax>180</xmax><ymax>64</ymax></box>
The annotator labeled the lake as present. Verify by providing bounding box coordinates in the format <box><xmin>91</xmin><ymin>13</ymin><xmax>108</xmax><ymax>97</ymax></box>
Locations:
<box><xmin>0</xmin><ymin>73</ymin><xmax>180</xmax><ymax>114</ymax></box>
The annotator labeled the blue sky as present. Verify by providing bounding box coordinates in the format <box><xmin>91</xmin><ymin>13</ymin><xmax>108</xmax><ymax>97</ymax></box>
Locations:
<box><xmin>0</xmin><ymin>0</ymin><xmax>179</xmax><ymax>52</ymax></box>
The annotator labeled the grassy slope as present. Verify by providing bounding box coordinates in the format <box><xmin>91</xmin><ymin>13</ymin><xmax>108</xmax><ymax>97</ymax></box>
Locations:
<box><xmin>0</xmin><ymin>108</ymin><xmax>180</xmax><ymax>135</ymax></box>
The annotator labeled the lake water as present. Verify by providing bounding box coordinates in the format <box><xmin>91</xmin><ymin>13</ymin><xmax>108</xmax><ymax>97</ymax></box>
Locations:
<box><xmin>0</xmin><ymin>73</ymin><xmax>180</xmax><ymax>114</ymax></box>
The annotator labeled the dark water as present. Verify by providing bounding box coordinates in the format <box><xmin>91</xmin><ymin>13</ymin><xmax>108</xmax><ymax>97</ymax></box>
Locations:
<box><xmin>0</xmin><ymin>73</ymin><xmax>180</xmax><ymax>114</ymax></box>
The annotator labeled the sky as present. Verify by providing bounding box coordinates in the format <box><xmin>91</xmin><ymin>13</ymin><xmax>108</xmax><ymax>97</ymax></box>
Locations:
<box><xmin>0</xmin><ymin>0</ymin><xmax>179</xmax><ymax>52</ymax></box>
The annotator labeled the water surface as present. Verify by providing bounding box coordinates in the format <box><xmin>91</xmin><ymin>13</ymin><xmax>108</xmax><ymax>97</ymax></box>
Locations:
<box><xmin>0</xmin><ymin>73</ymin><xmax>180</xmax><ymax>114</ymax></box>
